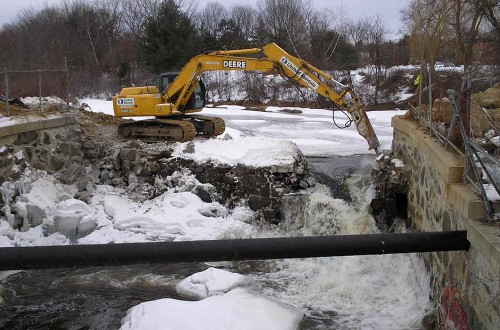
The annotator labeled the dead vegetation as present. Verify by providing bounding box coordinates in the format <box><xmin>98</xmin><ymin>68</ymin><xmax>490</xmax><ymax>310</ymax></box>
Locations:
<box><xmin>0</xmin><ymin>102</ymin><xmax>62</xmax><ymax>118</ymax></box>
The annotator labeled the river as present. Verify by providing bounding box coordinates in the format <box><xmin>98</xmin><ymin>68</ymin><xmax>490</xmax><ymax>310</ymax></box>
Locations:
<box><xmin>0</xmin><ymin>155</ymin><xmax>431</xmax><ymax>329</ymax></box>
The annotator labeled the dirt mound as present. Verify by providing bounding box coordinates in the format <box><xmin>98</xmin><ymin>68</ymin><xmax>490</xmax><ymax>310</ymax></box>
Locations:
<box><xmin>0</xmin><ymin>102</ymin><xmax>62</xmax><ymax>119</ymax></box>
<box><xmin>78</xmin><ymin>108</ymin><xmax>121</xmax><ymax>127</ymax></box>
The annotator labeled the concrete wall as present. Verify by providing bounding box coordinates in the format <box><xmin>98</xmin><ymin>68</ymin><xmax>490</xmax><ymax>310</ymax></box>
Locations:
<box><xmin>0</xmin><ymin>116</ymin><xmax>83</xmax><ymax>204</ymax></box>
<box><xmin>392</xmin><ymin>116</ymin><xmax>500</xmax><ymax>329</ymax></box>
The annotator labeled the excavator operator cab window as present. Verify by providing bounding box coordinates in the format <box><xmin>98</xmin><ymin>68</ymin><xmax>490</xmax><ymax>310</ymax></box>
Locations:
<box><xmin>159</xmin><ymin>72</ymin><xmax>178</xmax><ymax>93</ymax></box>
<box><xmin>159</xmin><ymin>71</ymin><xmax>206</xmax><ymax>110</ymax></box>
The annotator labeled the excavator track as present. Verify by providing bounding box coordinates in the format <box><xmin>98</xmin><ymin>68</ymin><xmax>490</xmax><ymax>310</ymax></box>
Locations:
<box><xmin>186</xmin><ymin>115</ymin><xmax>226</xmax><ymax>138</ymax></box>
<box><xmin>117</xmin><ymin>119</ymin><xmax>196</xmax><ymax>142</ymax></box>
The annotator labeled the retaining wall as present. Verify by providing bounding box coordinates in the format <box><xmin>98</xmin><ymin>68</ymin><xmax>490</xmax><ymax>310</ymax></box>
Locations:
<box><xmin>392</xmin><ymin>116</ymin><xmax>500</xmax><ymax>329</ymax></box>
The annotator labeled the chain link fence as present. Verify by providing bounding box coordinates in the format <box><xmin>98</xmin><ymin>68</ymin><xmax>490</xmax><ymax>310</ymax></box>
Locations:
<box><xmin>1</xmin><ymin>61</ymin><xmax>70</xmax><ymax>117</ymax></box>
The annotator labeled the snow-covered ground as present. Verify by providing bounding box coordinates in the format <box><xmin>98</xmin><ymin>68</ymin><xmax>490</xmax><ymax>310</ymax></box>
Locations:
<box><xmin>80</xmin><ymin>98</ymin><xmax>400</xmax><ymax>156</ymax></box>
<box><xmin>0</xmin><ymin>98</ymin><xmax>434</xmax><ymax>329</ymax></box>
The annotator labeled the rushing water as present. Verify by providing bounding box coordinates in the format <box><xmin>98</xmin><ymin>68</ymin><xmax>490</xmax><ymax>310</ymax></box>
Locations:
<box><xmin>0</xmin><ymin>156</ymin><xmax>431</xmax><ymax>329</ymax></box>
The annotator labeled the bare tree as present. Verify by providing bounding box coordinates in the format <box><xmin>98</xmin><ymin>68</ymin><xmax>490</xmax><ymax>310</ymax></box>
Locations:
<box><xmin>120</xmin><ymin>0</ymin><xmax>162</xmax><ymax>39</ymax></box>
<box><xmin>196</xmin><ymin>2</ymin><xmax>229</xmax><ymax>39</ymax></box>
<box><xmin>230</xmin><ymin>5</ymin><xmax>258</xmax><ymax>43</ymax></box>
<box><xmin>367</xmin><ymin>15</ymin><xmax>388</xmax><ymax>104</ymax></box>
<box><xmin>257</xmin><ymin>0</ymin><xmax>312</xmax><ymax>57</ymax></box>
<box><xmin>344</xmin><ymin>17</ymin><xmax>370</xmax><ymax>47</ymax></box>
<box><xmin>469</xmin><ymin>0</ymin><xmax>500</xmax><ymax>39</ymax></box>
<box><xmin>405</xmin><ymin>0</ymin><xmax>453</xmax><ymax>67</ymax></box>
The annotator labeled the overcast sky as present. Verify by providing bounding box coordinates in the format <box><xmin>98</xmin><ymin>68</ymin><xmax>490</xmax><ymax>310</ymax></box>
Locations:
<box><xmin>0</xmin><ymin>0</ymin><xmax>410</xmax><ymax>39</ymax></box>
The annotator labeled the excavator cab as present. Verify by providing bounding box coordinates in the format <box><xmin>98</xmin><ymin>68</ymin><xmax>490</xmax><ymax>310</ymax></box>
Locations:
<box><xmin>159</xmin><ymin>72</ymin><xmax>206</xmax><ymax>111</ymax></box>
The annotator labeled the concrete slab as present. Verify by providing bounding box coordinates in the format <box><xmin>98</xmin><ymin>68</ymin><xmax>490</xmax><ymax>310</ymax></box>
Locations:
<box><xmin>447</xmin><ymin>184</ymin><xmax>486</xmax><ymax>221</ymax></box>
<box><xmin>466</xmin><ymin>220</ymin><xmax>500</xmax><ymax>270</ymax></box>
<box><xmin>0</xmin><ymin>116</ymin><xmax>76</xmax><ymax>139</ymax></box>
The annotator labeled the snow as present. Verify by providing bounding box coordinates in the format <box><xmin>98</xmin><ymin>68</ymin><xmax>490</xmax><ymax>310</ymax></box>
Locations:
<box><xmin>0</xmin><ymin>115</ymin><xmax>16</xmax><ymax>127</ymax></box>
<box><xmin>80</xmin><ymin>97</ymin><xmax>398</xmax><ymax>157</ymax></box>
<box><xmin>0</xmin><ymin>170</ymin><xmax>254</xmax><ymax>247</ymax></box>
<box><xmin>172</xmin><ymin>137</ymin><xmax>300</xmax><ymax>167</ymax></box>
<box><xmin>176</xmin><ymin>267</ymin><xmax>251</xmax><ymax>299</ymax></box>
<box><xmin>484</xmin><ymin>184</ymin><xmax>500</xmax><ymax>201</ymax></box>
<box><xmin>120</xmin><ymin>288</ymin><xmax>303</xmax><ymax>330</ymax></box>
<box><xmin>391</xmin><ymin>158</ymin><xmax>405</xmax><ymax>168</ymax></box>
<box><xmin>21</xmin><ymin>96</ymin><xmax>70</xmax><ymax>108</ymax></box>
<box><xmin>0</xmin><ymin>95</ymin><xmax>421</xmax><ymax>328</ymax></box>
<box><xmin>199</xmin><ymin>105</ymin><xmax>400</xmax><ymax>156</ymax></box>
<box><xmin>490</xmin><ymin>136</ymin><xmax>500</xmax><ymax>147</ymax></box>
<box><xmin>79</xmin><ymin>98</ymin><xmax>153</xmax><ymax>121</ymax></box>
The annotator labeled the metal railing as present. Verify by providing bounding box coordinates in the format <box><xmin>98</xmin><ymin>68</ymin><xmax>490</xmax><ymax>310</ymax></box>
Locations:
<box><xmin>410</xmin><ymin>66</ymin><xmax>500</xmax><ymax>222</ymax></box>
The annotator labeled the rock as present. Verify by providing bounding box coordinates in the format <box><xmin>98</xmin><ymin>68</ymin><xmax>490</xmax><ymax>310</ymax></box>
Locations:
<box><xmin>49</xmin><ymin>156</ymin><xmax>65</xmax><ymax>172</ymax></box>
<box><xmin>26</xmin><ymin>203</ymin><xmax>44</xmax><ymax>227</ymax></box>
<box><xmin>88</xmin><ymin>169</ymin><xmax>101</xmax><ymax>183</ymax></box>
<box><xmin>183</xmin><ymin>141</ymin><xmax>195</xmax><ymax>154</ymax></box>
<box><xmin>24</xmin><ymin>147</ymin><xmax>32</xmax><ymax>160</ymax></box>
<box><xmin>74</xmin><ymin>192</ymin><xmax>93</xmax><ymax>204</ymax></box>
<box><xmin>112</xmin><ymin>149</ymin><xmax>121</xmax><ymax>170</ymax></box>
<box><xmin>77</xmin><ymin>216</ymin><xmax>97</xmax><ymax>238</ymax></box>
<box><xmin>248</xmin><ymin>194</ymin><xmax>270</xmax><ymax>211</ymax></box>
<box><xmin>112</xmin><ymin>177</ymin><xmax>125</xmax><ymax>186</ymax></box>
<box><xmin>83</xmin><ymin>141</ymin><xmax>101</xmax><ymax>158</ymax></box>
<box><xmin>122</xmin><ymin>159</ymin><xmax>132</xmax><ymax>172</ymax></box>
<box><xmin>60</xmin><ymin>164</ymin><xmax>84</xmax><ymax>184</ymax></box>
<box><xmin>262</xmin><ymin>208</ymin><xmax>279</xmax><ymax>222</ymax></box>
<box><xmin>198</xmin><ymin>203</ymin><xmax>228</xmax><ymax>218</ymax></box>
<box><xmin>42</xmin><ymin>132</ymin><xmax>51</xmax><ymax>145</ymax></box>
<box><xmin>0</xmin><ymin>156</ymin><xmax>14</xmax><ymax>168</ymax></box>
<box><xmin>294</xmin><ymin>164</ymin><xmax>304</xmax><ymax>175</ymax></box>
<box><xmin>76</xmin><ymin>178</ymin><xmax>90</xmax><ymax>192</ymax></box>
<box><xmin>101</xmin><ymin>164</ymin><xmax>113</xmax><ymax>170</ymax></box>
<box><xmin>121</xmin><ymin>148</ymin><xmax>139</xmax><ymax>161</ymax></box>
<box><xmin>14</xmin><ymin>131</ymin><xmax>39</xmax><ymax>145</ymax></box>
<box><xmin>298</xmin><ymin>180</ymin><xmax>308</xmax><ymax>189</ymax></box>
<box><xmin>192</xmin><ymin>185</ymin><xmax>213</xmax><ymax>203</ymax></box>
<box><xmin>279</xmin><ymin>108</ymin><xmax>303</xmax><ymax>114</ymax></box>
<box><xmin>128</xmin><ymin>173</ymin><xmax>139</xmax><ymax>191</ymax></box>
<box><xmin>276</xmin><ymin>164</ymin><xmax>293</xmax><ymax>173</ymax></box>
<box><xmin>421</xmin><ymin>311</ymin><xmax>437</xmax><ymax>330</ymax></box>
<box><xmin>305</xmin><ymin>177</ymin><xmax>316</xmax><ymax>187</ymax></box>
<box><xmin>53</xmin><ymin>199</ymin><xmax>95</xmax><ymax>238</ymax></box>
<box><xmin>68</xmin><ymin>125</ymin><xmax>83</xmax><ymax>138</ymax></box>
<box><xmin>100</xmin><ymin>169</ymin><xmax>110</xmax><ymax>182</ymax></box>
<box><xmin>223</xmin><ymin>173</ymin><xmax>238</xmax><ymax>184</ymax></box>
<box><xmin>85</xmin><ymin>181</ymin><xmax>96</xmax><ymax>193</ymax></box>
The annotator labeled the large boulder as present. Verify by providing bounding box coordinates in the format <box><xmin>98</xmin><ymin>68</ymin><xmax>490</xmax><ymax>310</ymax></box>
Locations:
<box><xmin>53</xmin><ymin>199</ymin><xmax>96</xmax><ymax>238</ymax></box>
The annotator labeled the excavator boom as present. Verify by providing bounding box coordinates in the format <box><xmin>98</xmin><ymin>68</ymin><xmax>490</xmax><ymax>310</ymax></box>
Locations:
<box><xmin>113</xmin><ymin>43</ymin><xmax>381</xmax><ymax>153</ymax></box>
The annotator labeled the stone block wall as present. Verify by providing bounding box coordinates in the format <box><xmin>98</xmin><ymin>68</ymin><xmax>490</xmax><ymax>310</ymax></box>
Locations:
<box><xmin>392</xmin><ymin>116</ymin><xmax>500</xmax><ymax>329</ymax></box>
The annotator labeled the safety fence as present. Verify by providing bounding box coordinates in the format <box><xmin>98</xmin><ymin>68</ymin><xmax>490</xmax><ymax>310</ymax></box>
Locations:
<box><xmin>409</xmin><ymin>65</ymin><xmax>500</xmax><ymax>222</ymax></box>
<box><xmin>1</xmin><ymin>60</ymin><xmax>70</xmax><ymax>116</ymax></box>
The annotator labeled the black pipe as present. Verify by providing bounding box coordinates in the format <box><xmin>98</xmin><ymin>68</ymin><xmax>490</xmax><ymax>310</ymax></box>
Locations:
<box><xmin>0</xmin><ymin>231</ymin><xmax>469</xmax><ymax>270</ymax></box>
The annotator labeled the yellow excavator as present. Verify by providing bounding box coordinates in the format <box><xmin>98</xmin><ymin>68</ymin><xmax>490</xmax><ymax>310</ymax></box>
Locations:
<box><xmin>113</xmin><ymin>43</ymin><xmax>380</xmax><ymax>154</ymax></box>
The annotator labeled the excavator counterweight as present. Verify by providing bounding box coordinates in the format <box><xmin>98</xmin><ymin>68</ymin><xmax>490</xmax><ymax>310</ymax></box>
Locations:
<box><xmin>113</xmin><ymin>43</ymin><xmax>381</xmax><ymax>153</ymax></box>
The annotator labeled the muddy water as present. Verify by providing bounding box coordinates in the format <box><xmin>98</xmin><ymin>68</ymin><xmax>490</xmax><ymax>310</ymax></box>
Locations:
<box><xmin>0</xmin><ymin>155</ymin><xmax>430</xmax><ymax>329</ymax></box>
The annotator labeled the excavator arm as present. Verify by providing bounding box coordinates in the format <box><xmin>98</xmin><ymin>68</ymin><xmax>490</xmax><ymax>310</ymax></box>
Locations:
<box><xmin>113</xmin><ymin>42</ymin><xmax>380</xmax><ymax>153</ymax></box>
<box><xmin>164</xmin><ymin>43</ymin><xmax>380</xmax><ymax>153</ymax></box>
